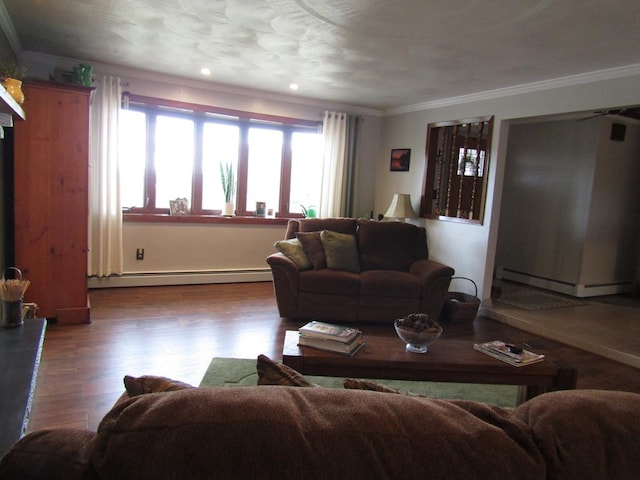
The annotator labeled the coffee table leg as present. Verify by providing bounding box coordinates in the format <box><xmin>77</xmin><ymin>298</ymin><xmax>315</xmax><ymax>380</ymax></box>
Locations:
<box><xmin>516</xmin><ymin>385</ymin><xmax>546</xmax><ymax>405</ymax></box>
<box><xmin>517</xmin><ymin>364</ymin><xmax>578</xmax><ymax>405</ymax></box>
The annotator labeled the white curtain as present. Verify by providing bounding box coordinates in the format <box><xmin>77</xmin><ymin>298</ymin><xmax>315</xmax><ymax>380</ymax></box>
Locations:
<box><xmin>88</xmin><ymin>75</ymin><xmax>124</xmax><ymax>277</ymax></box>
<box><xmin>319</xmin><ymin>111</ymin><xmax>360</xmax><ymax>218</ymax></box>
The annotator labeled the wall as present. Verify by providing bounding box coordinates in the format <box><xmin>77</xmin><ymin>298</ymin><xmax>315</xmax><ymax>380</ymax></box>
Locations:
<box><xmin>378</xmin><ymin>70</ymin><xmax>640</xmax><ymax>300</ymax></box>
<box><xmin>496</xmin><ymin>116</ymin><xmax>640</xmax><ymax>296</ymax></box>
<box><xmin>0</xmin><ymin>28</ymin><xmax>16</xmax><ymax>272</ymax></box>
<box><xmin>497</xmin><ymin>118</ymin><xmax>600</xmax><ymax>286</ymax></box>
<box><xmin>16</xmin><ymin>52</ymin><xmax>640</xmax><ymax>294</ymax></box>
<box><xmin>20</xmin><ymin>52</ymin><xmax>381</xmax><ymax>286</ymax></box>
<box><xmin>583</xmin><ymin>117</ymin><xmax>640</xmax><ymax>286</ymax></box>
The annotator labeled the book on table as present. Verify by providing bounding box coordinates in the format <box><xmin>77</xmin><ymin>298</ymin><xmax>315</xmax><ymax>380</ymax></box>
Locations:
<box><xmin>474</xmin><ymin>340</ymin><xmax>545</xmax><ymax>367</ymax></box>
<box><xmin>298</xmin><ymin>321</ymin><xmax>361</xmax><ymax>344</ymax></box>
<box><xmin>297</xmin><ymin>331</ymin><xmax>365</xmax><ymax>356</ymax></box>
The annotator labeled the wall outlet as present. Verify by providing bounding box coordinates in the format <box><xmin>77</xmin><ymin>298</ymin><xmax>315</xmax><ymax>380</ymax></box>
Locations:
<box><xmin>136</xmin><ymin>248</ymin><xmax>144</xmax><ymax>260</ymax></box>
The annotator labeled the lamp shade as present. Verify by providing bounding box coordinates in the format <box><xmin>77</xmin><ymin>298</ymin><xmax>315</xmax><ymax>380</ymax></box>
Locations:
<box><xmin>383</xmin><ymin>193</ymin><xmax>417</xmax><ymax>219</ymax></box>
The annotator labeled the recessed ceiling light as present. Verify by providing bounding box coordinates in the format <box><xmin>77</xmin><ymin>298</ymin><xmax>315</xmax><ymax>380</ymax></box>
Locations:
<box><xmin>201</xmin><ymin>67</ymin><xmax>211</xmax><ymax>76</ymax></box>
<box><xmin>289</xmin><ymin>83</ymin><xmax>299</xmax><ymax>91</ymax></box>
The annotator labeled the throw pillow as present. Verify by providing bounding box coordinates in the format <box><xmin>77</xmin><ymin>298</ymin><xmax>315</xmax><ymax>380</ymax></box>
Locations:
<box><xmin>256</xmin><ymin>354</ymin><xmax>317</xmax><ymax>387</ymax></box>
<box><xmin>296</xmin><ymin>231</ymin><xmax>327</xmax><ymax>269</ymax></box>
<box><xmin>123</xmin><ymin>375</ymin><xmax>195</xmax><ymax>397</ymax></box>
<box><xmin>273</xmin><ymin>238</ymin><xmax>312</xmax><ymax>270</ymax></box>
<box><xmin>320</xmin><ymin>230</ymin><xmax>360</xmax><ymax>273</ymax></box>
<box><xmin>343</xmin><ymin>378</ymin><xmax>401</xmax><ymax>394</ymax></box>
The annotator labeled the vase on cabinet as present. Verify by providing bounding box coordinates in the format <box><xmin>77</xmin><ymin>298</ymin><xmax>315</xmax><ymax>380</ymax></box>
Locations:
<box><xmin>2</xmin><ymin>78</ymin><xmax>24</xmax><ymax>104</ymax></box>
<box><xmin>223</xmin><ymin>203</ymin><xmax>234</xmax><ymax>217</ymax></box>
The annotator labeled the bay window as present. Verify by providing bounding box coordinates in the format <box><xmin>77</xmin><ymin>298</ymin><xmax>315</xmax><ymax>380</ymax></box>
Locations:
<box><xmin>119</xmin><ymin>94</ymin><xmax>322</xmax><ymax>217</ymax></box>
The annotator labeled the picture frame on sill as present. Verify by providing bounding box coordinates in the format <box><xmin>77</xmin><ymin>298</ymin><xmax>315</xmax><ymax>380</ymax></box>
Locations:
<box><xmin>390</xmin><ymin>148</ymin><xmax>411</xmax><ymax>172</ymax></box>
<box><xmin>169</xmin><ymin>197</ymin><xmax>190</xmax><ymax>215</ymax></box>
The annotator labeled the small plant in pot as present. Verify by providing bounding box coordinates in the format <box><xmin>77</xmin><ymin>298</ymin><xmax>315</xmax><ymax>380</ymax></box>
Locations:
<box><xmin>220</xmin><ymin>161</ymin><xmax>235</xmax><ymax>216</ymax></box>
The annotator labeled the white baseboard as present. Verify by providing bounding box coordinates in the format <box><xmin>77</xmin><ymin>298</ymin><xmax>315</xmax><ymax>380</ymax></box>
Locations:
<box><xmin>89</xmin><ymin>269</ymin><xmax>273</xmax><ymax>289</ymax></box>
<box><xmin>496</xmin><ymin>266</ymin><xmax>634</xmax><ymax>298</ymax></box>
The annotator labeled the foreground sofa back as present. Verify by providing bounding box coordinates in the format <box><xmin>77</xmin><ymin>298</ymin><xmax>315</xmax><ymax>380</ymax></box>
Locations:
<box><xmin>268</xmin><ymin>218</ymin><xmax>455</xmax><ymax>323</ymax></box>
<box><xmin>1</xmin><ymin>388</ymin><xmax>639</xmax><ymax>480</ymax></box>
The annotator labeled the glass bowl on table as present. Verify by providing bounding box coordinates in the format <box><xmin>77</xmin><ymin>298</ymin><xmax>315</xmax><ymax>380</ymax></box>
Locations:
<box><xmin>394</xmin><ymin>313</ymin><xmax>442</xmax><ymax>353</ymax></box>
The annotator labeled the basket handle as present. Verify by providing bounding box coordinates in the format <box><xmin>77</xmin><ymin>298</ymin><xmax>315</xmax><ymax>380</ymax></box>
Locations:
<box><xmin>450</xmin><ymin>276</ymin><xmax>477</xmax><ymax>297</ymax></box>
<box><xmin>3</xmin><ymin>267</ymin><xmax>22</xmax><ymax>282</ymax></box>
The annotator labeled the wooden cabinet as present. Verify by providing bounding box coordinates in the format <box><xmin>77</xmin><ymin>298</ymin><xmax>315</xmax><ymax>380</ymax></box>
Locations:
<box><xmin>13</xmin><ymin>81</ymin><xmax>92</xmax><ymax>324</ymax></box>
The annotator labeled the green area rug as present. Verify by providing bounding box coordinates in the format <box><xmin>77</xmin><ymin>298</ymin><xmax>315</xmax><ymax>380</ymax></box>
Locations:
<box><xmin>200</xmin><ymin>357</ymin><xmax>518</xmax><ymax>408</ymax></box>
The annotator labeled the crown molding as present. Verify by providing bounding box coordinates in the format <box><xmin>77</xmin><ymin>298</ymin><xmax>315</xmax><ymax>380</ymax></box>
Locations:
<box><xmin>16</xmin><ymin>49</ymin><xmax>640</xmax><ymax>119</ymax></box>
<box><xmin>0</xmin><ymin>0</ymin><xmax>21</xmax><ymax>56</ymax></box>
<box><xmin>19</xmin><ymin>50</ymin><xmax>382</xmax><ymax>118</ymax></box>
<box><xmin>383</xmin><ymin>63</ymin><xmax>640</xmax><ymax>116</ymax></box>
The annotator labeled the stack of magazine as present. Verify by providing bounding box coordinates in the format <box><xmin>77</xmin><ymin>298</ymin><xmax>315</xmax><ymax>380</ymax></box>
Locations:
<box><xmin>474</xmin><ymin>340</ymin><xmax>545</xmax><ymax>367</ymax></box>
<box><xmin>298</xmin><ymin>321</ymin><xmax>365</xmax><ymax>356</ymax></box>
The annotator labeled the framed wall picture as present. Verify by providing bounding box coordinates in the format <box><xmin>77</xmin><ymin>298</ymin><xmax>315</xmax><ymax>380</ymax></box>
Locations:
<box><xmin>390</xmin><ymin>148</ymin><xmax>411</xmax><ymax>171</ymax></box>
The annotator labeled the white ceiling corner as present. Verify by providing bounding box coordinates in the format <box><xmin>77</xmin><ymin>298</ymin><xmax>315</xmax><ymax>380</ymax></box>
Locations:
<box><xmin>1</xmin><ymin>0</ymin><xmax>640</xmax><ymax>111</ymax></box>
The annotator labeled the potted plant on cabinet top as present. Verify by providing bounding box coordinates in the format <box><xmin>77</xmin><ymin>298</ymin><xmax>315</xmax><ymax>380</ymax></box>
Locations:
<box><xmin>220</xmin><ymin>162</ymin><xmax>235</xmax><ymax>216</ymax></box>
<box><xmin>0</xmin><ymin>63</ymin><xmax>27</xmax><ymax>105</ymax></box>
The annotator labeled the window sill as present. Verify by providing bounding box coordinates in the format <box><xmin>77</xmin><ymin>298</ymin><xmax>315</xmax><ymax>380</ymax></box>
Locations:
<box><xmin>123</xmin><ymin>213</ymin><xmax>291</xmax><ymax>226</ymax></box>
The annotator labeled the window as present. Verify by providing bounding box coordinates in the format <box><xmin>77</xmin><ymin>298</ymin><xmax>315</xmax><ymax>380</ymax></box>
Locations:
<box><xmin>119</xmin><ymin>94</ymin><xmax>322</xmax><ymax>217</ymax></box>
<box><xmin>421</xmin><ymin>116</ymin><xmax>493</xmax><ymax>223</ymax></box>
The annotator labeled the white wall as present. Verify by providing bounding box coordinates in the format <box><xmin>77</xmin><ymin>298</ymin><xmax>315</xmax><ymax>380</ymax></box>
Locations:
<box><xmin>496</xmin><ymin>116</ymin><xmax>640</xmax><ymax>295</ymax></box>
<box><xmin>378</xmin><ymin>70</ymin><xmax>640</xmax><ymax>300</ymax></box>
<box><xmin>497</xmin><ymin>119</ymin><xmax>600</xmax><ymax>285</ymax></box>
<box><xmin>20</xmin><ymin>52</ymin><xmax>382</xmax><ymax>286</ymax></box>
<box><xmin>583</xmin><ymin>118</ymin><xmax>640</xmax><ymax>285</ymax></box>
<box><xmin>19</xmin><ymin>52</ymin><xmax>640</xmax><ymax>294</ymax></box>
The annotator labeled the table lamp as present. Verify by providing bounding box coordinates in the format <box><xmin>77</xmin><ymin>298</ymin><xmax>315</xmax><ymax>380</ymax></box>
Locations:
<box><xmin>383</xmin><ymin>193</ymin><xmax>417</xmax><ymax>221</ymax></box>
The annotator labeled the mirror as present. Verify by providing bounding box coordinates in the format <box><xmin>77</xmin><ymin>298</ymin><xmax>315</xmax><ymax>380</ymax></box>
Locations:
<box><xmin>421</xmin><ymin>116</ymin><xmax>493</xmax><ymax>224</ymax></box>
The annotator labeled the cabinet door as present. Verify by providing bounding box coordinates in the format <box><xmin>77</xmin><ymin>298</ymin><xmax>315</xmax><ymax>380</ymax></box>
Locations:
<box><xmin>13</xmin><ymin>82</ymin><xmax>91</xmax><ymax>323</ymax></box>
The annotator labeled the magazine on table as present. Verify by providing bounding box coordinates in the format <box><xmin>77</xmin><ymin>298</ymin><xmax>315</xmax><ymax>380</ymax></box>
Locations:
<box><xmin>298</xmin><ymin>321</ymin><xmax>361</xmax><ymax>344</ymax></box>
<box><xmin>474</xmin><ymin>340</ymin><xmax>545</xmax><ymax>367</ymax></box>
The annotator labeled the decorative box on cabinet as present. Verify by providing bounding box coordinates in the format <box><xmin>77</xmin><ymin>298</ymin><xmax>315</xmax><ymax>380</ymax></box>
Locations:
<box><xmin>13</xmin><ymin>81</ymin><xmax>92</xmax><ymax>324</ymax></box>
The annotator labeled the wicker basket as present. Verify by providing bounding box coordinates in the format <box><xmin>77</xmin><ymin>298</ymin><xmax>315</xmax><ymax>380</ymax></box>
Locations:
<box><xmin>441</xmin><ymin>277</ymin><xmax>480</xmax><ymax>324</ymax></box>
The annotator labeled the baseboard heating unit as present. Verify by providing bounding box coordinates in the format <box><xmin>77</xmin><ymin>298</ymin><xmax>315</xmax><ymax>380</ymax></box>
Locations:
<box><xmin>496</xmin><ymin>266</ymin><xmax>634</xmax><ymax>298</ymax></box>
<box><xmin>88</xmin><ymin>269</ymin><xmax>272</xmax><ymax>289</ymax></box>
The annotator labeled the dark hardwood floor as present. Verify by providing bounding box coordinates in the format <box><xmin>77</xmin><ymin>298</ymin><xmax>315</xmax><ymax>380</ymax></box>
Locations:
<box><xmin>28</xmin><ymin>282</ymin><xmax>640</xmax><ymax>433</ymax></box>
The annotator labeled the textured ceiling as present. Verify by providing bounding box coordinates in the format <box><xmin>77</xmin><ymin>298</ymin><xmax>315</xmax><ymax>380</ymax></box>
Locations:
<box><xmin>3</xmin><ymin>0</ymin><xmax>640</xmax><ymax>109</ymax></box>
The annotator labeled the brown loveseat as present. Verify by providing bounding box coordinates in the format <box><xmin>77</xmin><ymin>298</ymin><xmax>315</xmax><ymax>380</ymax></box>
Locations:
<box><xmin>267</xmin><ymin>218</ymin><xmax>455</xmax><ymax>323</ymax></box>
<box><xmin>1</xmin><ymin>374</ymin><xmax>639</xmax><ymax>480</ymax></box>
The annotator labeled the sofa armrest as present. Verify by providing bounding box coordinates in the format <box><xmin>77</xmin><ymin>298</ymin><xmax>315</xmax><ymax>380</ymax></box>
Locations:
<box><xmin>0</xmin><ymin>428</ymin><xmax>97</xmax><ymax>480</ymax></box>
<box><xmin>410</xmin><ymin>259</ymin><xmax>455</xmax><ymax>284</ymax></box>
<box><xmin>266</xmin><ymin>252</ymin><xmax>300</xmax><ymax>318</ymax></box>
<box><xmin>410</xmin><ymin>259</ymin><xmax>455</xmax><ymax>322</ymax></box>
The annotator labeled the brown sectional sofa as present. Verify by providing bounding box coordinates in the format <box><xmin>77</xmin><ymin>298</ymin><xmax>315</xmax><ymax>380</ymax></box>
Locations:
<box><xmin>2</xmin><ymin>382</ymin><xmax>639</xmax><ymax>480</ymax></box>
<box><xmin>267</xmin><ymin>218</ymin><xmax>455</xmax><ymax>323</ymax></box>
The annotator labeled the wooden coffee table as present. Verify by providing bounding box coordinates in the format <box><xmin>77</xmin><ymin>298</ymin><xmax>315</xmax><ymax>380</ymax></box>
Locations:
<box><xmin>282</xmin><ymin>324</ymin><xmax>577</xmax><ymax>405</ymax></box>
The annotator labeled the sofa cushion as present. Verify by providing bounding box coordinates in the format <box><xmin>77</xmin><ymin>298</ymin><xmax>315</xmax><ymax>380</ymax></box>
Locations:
<box><xmin>0</xmin><ymin>428</ymin><xmax>97</xmax><ymax>480</ymax></box>
<box><xmin>514</xmin><ymin>389</ymin><xmax>640</xmax><ymax>480</ymax></box>
<box><xmin>297</xmin><ymin>217</ymin><xmax>358</xmax><ymax>236</ymax></box>
<box><xmin>320</xmin><ymin>230</ymin><xmax>360</xmax><ymax>273</ymax></box>
<box><xmin>360</xmin><ymin>270</ymin><xmax>422</xmax><ymax>298</ymax></box>
<box><xmin>343</xmin><ymin>378</ymin><xmax>401</xmax><ymax>393</ymax></box>
<box><xmin>256</xmin><ymin>354</ymin><xmax>317</xmax><ymax>387</ymax></box>
<box><xmin>90</xmin><ymin>387</ymin><xmax>545</xmax><ymax>480</ymax></box>
<box><xmin>357</xmin><ymin>219</ymin><xmax>427</xmax><ymax>271</ymax></box>
<box><xmin>295</xmin><ymin>232</ymin><xmax>327</xmax><ymax>269</ymax></box>
<box><xmin>123</xmin><ymin>375</ymin><xmax>194</xmax><ymax>397</ymax></box>
<box><xmin>298</xmin><ymin>269</ymin><xmax>360</xmax><ymax>296</ymax></box>
<box><xmin>274</xmin><ymin>238</ymin><xmax>312</xmax><ymax>270</ymax></box>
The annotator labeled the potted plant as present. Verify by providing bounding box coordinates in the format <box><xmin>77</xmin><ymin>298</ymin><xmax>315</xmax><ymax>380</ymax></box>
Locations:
<box><xmin>0</xmin><ymin>63</ymin><xmax>27</xmax><ymax>104</ymax></box>
<box><xmin>220</xmin><ymin>162</ymin><xmax>235</xmax><ymax>216</ymax></box>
